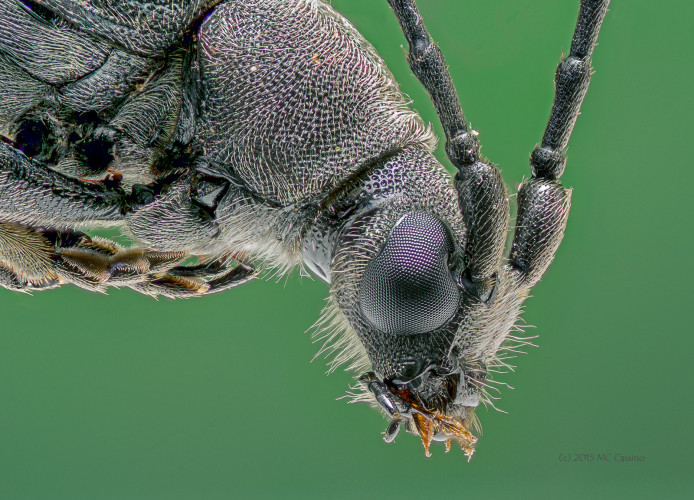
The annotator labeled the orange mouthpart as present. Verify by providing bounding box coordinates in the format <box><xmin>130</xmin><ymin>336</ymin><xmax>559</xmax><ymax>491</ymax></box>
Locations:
<box><xmin>411</xmin><ymin>410</ymin><xmax>477</xmax><ymax>460</ymax></box>
<box><xmin>392</xmin><ymin>387</ymin><xmax>477</xmax><ymax>459</ymax></box>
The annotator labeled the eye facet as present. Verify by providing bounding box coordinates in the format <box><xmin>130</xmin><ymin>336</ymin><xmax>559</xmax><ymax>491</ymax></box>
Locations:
<box><xmin>359</xmin><ymin>212</ymin><xmax>459</xmax><ymax>335</ymax></box>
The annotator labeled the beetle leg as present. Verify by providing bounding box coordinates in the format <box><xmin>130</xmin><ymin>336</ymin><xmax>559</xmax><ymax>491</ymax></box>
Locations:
<box><xmin>48</xmin><ymin>233</ymin><xmax>188</xmax><ymax>292</ymax></box>
<box><xmin>129</xmin><ymin>260</ymin><xmax>256</xmax><ymax>299</ymax></box>
<box><xmin>165</xmin><ymin>260</ymin><xmax>229</xmax><ymax>278</ymax></box>
<box><xmin>510</xmin><ymin>0</ymin><xmax>609</xmax><ymax>287</ymax></box>
<box><xmin>0</xmin><ymin>265</ymin><xmax>60</xmax><ymax>292</ymax></box>
<box><xmin>0</xmin><ymin>224</ymin><xmax>165</xmax><ymax>293</ymax></box>
<box><xmin>0</xmin><ymin>215</ymin><xmax>255</xmax><ymax>297</ymax></box>
<box><xmin>386</xmin><ymin>0</ymin><xmax>509</xmax><ymax>300</ymax></box>
<box><xmin>0</xmin><ymin>221</ymin><xmax>61</xmax><ymax>292</ymax></box>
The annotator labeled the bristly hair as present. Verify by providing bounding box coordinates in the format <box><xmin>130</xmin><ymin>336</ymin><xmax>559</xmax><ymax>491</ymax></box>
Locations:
<box><xmin>309</xmin><ymin>297</ymin><xmax>370</xmax><ymax>375</ymax></box>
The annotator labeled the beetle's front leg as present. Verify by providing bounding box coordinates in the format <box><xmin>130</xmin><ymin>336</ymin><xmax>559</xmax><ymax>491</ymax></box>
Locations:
<box><xmin>122</xmin><ymin>170</ymin><xmax>257</xmax><ymax>298</ymax></box>
<box><xmin>129</xmin><ymin>258</ymin><xmax>256</xmax><ymax>299</ymax></box>
<box><xmin>49</xmin><ymin>233</ymin><xmax>188</xmax><ymax>293</ymax></box>
<box><xmin>0</xmin><ymin>219</ymin><xmax>255</xmax><ymax>297</ymax></box>
<box><xmin>0</xmin><ymin>221</ymin><xmax>187</xmax><ymax>293</ymax></box>
<box><xmin>0</xmin><ymin>139</ymin><xmax>131</xmax><ymax>292</ymax></box>
<box><xmin>0</xmin><ymin>221</ymin><xmax>61</xmax><ymax>291</ymax></box>
<box><xmin>50</xmin><ymin>232</ymin><xmax>255</xmax><ymax>298</ymax></box>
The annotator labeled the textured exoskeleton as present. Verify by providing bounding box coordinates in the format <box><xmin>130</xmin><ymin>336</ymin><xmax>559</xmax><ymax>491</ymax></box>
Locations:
<box><xmin>0</xmin><ymin>0</ymin><xmax>609</xmax><ymax>457</ymax></box>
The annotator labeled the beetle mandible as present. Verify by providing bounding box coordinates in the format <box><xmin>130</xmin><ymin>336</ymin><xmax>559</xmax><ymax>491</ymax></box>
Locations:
<box><xmin>0</xmin><ymin>0</ymin><xmax>609</xmax><ymax>457</ymax></box>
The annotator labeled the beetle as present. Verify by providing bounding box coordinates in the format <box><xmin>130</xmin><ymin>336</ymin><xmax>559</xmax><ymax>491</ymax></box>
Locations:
<box><xmin>0</xmin><ymin>0</ymin><xmax>608</xmax><ymax>457</ymax></box>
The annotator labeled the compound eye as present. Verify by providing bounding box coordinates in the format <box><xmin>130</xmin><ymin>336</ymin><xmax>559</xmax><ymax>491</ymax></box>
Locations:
<box><xmin>359</xmin><ymin>212</ymin><xmax>459</xmax><ymax>335</ymax></box>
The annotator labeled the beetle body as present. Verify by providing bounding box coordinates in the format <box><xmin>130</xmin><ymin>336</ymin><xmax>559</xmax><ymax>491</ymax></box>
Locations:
<box><xmin>0</xmin><ymin>0</ymin><xmax>609</xmax><ymax>456</ymax></box>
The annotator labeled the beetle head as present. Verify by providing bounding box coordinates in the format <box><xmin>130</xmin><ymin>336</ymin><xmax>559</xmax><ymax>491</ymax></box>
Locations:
<box><xmin>353</xmin><ymin>212</ymin><xmax>479</xmax><ymax>457</ymax></box>
<box><xmin>325</xmin><ymin>153</ymin><xmax>485</xmax><ymax>456</ymax></box>
<box><xmin>309</xmin><ymin>148</ymin><xmax>520</xmax><ymax>456</ymax></box>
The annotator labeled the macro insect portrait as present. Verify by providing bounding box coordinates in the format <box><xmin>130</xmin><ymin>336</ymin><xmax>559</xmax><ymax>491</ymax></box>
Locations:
<box><xmin>0</xmin><ymin>0</ymin><xmax>609</xmax><ymax>460</ymax></box>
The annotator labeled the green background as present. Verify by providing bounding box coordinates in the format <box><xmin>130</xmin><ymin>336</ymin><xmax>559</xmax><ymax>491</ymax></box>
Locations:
<box><xmin>1</xmin><ymin>0</ymin><xmax>690</xmax><ymax>498</ymax></box>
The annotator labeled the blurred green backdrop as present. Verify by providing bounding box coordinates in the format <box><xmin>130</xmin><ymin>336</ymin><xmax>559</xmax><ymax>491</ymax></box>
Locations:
<box><xmin>0</xmin><ymin>1</ymin><xmax>690</xmax><ymax>498</ymax></box>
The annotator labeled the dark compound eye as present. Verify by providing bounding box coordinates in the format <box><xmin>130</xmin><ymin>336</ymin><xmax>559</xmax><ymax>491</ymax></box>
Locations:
<box><xmin>359</xmin><ymin>212</ymin><xmax>460</xmax><ymax>335</ymax></box>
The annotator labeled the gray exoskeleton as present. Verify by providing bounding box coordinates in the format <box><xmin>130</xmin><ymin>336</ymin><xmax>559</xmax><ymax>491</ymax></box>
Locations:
<box><xmin>0</xmin><ymin>0</ymin><xmax>609</xmax><ymax>457</ymax></box>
